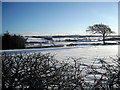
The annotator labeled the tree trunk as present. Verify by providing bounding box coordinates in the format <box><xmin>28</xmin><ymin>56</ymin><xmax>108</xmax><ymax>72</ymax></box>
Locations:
<box><xmin>103</xmin><ymin>34</ymin><xmax>105</xmax><ymax>45</ymax></box>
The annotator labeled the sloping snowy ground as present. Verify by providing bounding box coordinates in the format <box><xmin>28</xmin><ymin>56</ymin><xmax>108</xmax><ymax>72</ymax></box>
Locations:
<box><xmin>42</xmin><ymin>45</ymin><xmax>118</xmax><ymax>64</ymax></box>
<box><xmin>1</xmin><ymin>45</ymin><xmax>118</xmax><ymax>85</ymax></box>
<box><xmin>1</xmin><ymin>45</ymin><xmax>118</xmax><ymax>64</ymax></box>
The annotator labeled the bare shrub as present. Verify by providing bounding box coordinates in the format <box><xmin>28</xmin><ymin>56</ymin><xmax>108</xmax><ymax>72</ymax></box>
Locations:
<box><xmin>2</xmin><ymin>53</ymin><xmax>120</xmax><ymax>90</ymax></box>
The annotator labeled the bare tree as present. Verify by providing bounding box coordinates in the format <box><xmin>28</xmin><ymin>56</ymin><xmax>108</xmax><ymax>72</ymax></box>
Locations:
<box><xmin>86</xmin><ymin>24</ymin><xmax>115</xmax><ymax>44</ymax></box>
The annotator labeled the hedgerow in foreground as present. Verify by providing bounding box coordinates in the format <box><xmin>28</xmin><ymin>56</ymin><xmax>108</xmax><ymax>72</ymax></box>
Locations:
<box><xmin>2</xmin><ymin>53</ymin><xmax>120</xmax><ymax>90</ymax></box>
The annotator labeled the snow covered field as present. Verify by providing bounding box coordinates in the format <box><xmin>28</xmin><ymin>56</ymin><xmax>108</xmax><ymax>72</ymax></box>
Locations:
<box><xmin>42</xmin><ymin>45</ymin><xmax>118</xmax><ymax>64</ymax></box>
<box><xmin>1</xmin><ymin>45</ymin><xmax>119</xmax><ymax>86</ymax></box>
<box><xmin>26</xmin><ymin>41</ymin><xmax>118</xmax><ymax>47</ymax></box>
<box><xmin>2</xmin><ymin>45</ymin><xmax>118</xmax><ymax>64</ymax></box>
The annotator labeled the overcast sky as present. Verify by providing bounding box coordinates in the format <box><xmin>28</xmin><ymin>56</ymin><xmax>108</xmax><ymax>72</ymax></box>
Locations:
<box><xmin>2</xmin><ymin>2</ymin><xmax>118</xmax><ymax>35</ymax></box>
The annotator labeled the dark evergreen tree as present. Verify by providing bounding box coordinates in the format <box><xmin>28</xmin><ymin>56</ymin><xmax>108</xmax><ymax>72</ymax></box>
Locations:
<box><xmin>2</xmin><ymin>32</ymin><xmax>26</xmax><ymax>50</ymax></box>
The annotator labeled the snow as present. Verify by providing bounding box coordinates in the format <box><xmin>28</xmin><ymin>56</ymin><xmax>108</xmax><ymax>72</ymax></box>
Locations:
<box><xmin>1</xmin><ymin>45</ymin><xmax>118</xmax><ymax>85</ymax></box>
<box><xmin>1</xmin><ymin>45</ymin><xmax>118</xmax><ymax>64</ymax></box>
<box><xmin>27</xmin><ymin>37</ymin><xmax>45</xmax><ymax>42</ymax></box>
<box><xmin>26</xmin><ymin>39</ymin><xmax>118</xmax><ymax>47</ymax></box>
<box><xmin>41</xmin><ymin>45</ymin><xmax>118</xmax><ymax>64</ymax></box>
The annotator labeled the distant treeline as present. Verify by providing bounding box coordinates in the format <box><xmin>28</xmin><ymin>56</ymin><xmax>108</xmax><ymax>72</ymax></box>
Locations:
<box><xmin>2</xmin><ymin>32</ymin><xmax>26</xmax><ymax>50</ymax></box>
<box><xmin>25</xmin><ymin>35</ymin><xmax>120</xmax><ymax>38</ymax></box>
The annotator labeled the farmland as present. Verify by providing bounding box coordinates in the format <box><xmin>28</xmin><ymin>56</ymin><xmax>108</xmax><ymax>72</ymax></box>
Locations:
<box><xmin>1</xmin><ymin>35</ymin><xmax>119</xmax><ymax>90</ymax></box>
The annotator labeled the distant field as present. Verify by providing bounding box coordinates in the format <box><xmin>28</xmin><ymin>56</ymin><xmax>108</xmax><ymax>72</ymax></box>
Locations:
<box><xmin>25</xmin><ymin>35</ymin><xmax>120</xmax><ymax>48</ymax></box>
